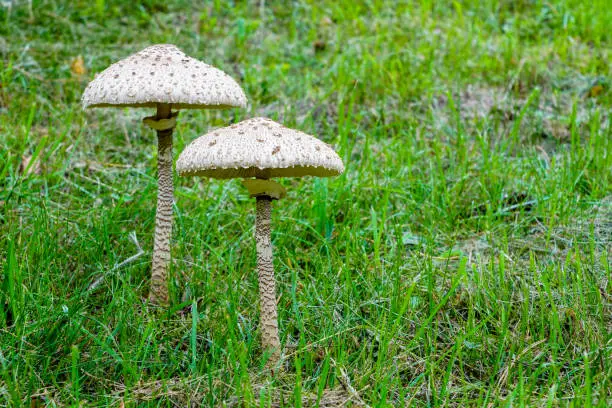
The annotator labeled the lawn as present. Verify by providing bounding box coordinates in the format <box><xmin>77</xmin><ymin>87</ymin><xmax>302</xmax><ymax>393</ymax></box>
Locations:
<box><xmin>0</xmin><ymin>0</ymin><xmax>610</xmax><ymax>406</ymax></box>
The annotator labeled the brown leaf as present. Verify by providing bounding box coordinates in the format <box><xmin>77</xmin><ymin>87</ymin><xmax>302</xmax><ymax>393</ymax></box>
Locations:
<box><xmin>582</xmin><ymin>79</ymin><xmax>607</xmax><ymax>99</ymax></box>
<box><xmin>586</xmin><ymin>84</ymin><xmax>604</xmax><ymax>98</ymax></box>
<box><xmin>19</xmin><ymin>155</ymin><xmax>42</xmax><ymax>176</ymax></box>
<box><xmin>313</xmin><ymin>40</ymin><xmax>326</xmax><ymax>52</ymax></box>
<box><xmin>30</xmin><ymin>396</ymin><xmax>46</xmax><ymax>408</ymax></box>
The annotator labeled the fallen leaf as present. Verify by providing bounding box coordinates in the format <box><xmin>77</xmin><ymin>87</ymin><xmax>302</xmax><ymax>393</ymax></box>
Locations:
<box><xmin>19</xmin><ymin>155</ymin><xmax>42</xmax><ymax>176</ymax></box>
<box><xmin>70</xmin><ymin>55</ymin><xmax>87</xmax><ymax>76</ymax></box>
<box><xmin>30</xmin><ymin>396</ymin><xmax>46</xmax><ymax>408</ymax></box>
<box><xmin>587</xmin><ymin>84</ymin><xmax>604</xmax><ymax>97</ymax></box>
<box><xmin>313</xmin><ymin>40</ymin><xmax>326</xmax><ymax>52</ymax></box>
<box><xmin>321</xmin><ymin>16</ymin><xmax>333</xmax><ymax>26</ymax></box>
<box><xmin>582</xmin><ymin>78</ymin><xmax>607</xmax><ymax>99</ymax></box>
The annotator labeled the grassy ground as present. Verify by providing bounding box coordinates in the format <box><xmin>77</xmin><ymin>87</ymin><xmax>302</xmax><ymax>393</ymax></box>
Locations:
<box><xmin>1</xmin><ymin>0</ymin><xmax>611</xmax><ymax>406</ymax></box>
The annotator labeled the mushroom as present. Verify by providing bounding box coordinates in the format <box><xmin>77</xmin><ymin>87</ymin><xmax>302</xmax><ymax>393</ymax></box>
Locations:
<box><xmin>81</xmin><ymin>44</ymin><xmax>247</xmax><ymax>305</ymax></box>
<box><xmin>176</xmin><ymin>117</ymin><xmax>344</xmax><ymax>365</ymax></box>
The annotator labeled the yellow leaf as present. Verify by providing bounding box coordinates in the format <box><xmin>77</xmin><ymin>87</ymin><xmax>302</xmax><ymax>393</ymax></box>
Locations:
<box><xmin>588</xmin><ymin>84</ymin><xmax>604</xmax><ymax>98</ymax></box>
<box><xmin>70</xmin><ymin>55</ymin><xmax>86</xmax><ymax>76</ymax></box>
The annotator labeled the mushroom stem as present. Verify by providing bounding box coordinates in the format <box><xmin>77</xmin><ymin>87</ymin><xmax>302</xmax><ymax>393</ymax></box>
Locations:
<box><xmin>149</xmin><ymin>103</ymin><xmax>174</xmax><ymax>305</ymax></box>
<box><xmin>255</xmin><ymin>195</ymin><xmax>281</xmax><ymax>365</ymax></box>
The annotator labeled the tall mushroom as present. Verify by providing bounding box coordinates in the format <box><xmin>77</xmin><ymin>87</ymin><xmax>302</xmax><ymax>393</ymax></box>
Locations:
<box><xmin>176</xmin><ymin>117</ymin><xmax>344</xmax><ymax>365</ymax></box>
<box><xmin>81</xmin><ymin>44</ymin><xmax>247</xmax><ymax>305</ymax></box>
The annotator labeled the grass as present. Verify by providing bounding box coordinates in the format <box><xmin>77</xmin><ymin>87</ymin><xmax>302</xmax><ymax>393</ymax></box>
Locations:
<box><xmin>0</xmin><ymin>0</ymin><xmax>610</xmax><ymax>406</ymax></box>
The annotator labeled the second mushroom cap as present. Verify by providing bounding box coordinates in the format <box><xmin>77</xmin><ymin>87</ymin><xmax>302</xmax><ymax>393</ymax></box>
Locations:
<box><xmin>176</xmin><ymin>117</ymin><xmax>344</xmax><ymax>179</ymax></box>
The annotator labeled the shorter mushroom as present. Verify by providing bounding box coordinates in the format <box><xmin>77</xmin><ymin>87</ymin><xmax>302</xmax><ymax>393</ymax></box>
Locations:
<box><xmin>176</xmin><ymin>117</ymin><xmax>344</xmax><ymax>366</ymax></box>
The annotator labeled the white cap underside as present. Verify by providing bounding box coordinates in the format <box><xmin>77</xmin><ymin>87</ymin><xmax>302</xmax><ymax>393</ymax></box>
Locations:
<box><xmin>176</xmin><ymin>117</ymin><xmax>344</xmax><ymax>179</ymax></box>
<box><xmin>81</xmin><ymin>44</ymin><xmax>247</xmax><ymax>110</ymax></box>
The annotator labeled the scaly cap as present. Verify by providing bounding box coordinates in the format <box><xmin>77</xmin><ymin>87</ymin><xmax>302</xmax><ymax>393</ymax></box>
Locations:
<box><xmin>82</xmin><ymin>44</ymin><xmax>247</xmax><ymax>110</ymax></box>
<box><xmin>176</xmin><ymin>117</ymin><xmax>344</xmax><ymax>179</ymax></box>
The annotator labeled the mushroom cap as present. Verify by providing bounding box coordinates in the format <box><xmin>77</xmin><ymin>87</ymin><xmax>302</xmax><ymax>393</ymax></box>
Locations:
<box><xmin>82</xmin><ymin>44</ymin><xmax>247</xmax><ymax>110</ymax></box>
<box><xmin>176</xmin><ymin>117</ymin><xmax>345</xmax><ymax>179</ymax></box>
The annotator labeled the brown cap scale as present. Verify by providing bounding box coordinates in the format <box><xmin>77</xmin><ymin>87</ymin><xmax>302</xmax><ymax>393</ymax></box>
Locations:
<box><xmin>176</xmin><ymin>117</ymin><xmax>343</xmax><ymax>367</ymax></box>
<box><xmin>82</xmin><ymin>44</ymin><xmax>247</xmax><ymax>305</ymax></box>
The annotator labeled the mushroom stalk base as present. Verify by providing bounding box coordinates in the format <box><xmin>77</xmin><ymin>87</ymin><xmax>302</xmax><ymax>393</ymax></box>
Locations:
<box><xmin>255</xmin><ymin>195</ymin><xmax>281</xmax><ymax>365</ymax></box>
<box><xmin>148</xmin><ymin>105</ymin><xmax>174</xmax><ymax>306</ymax></box>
